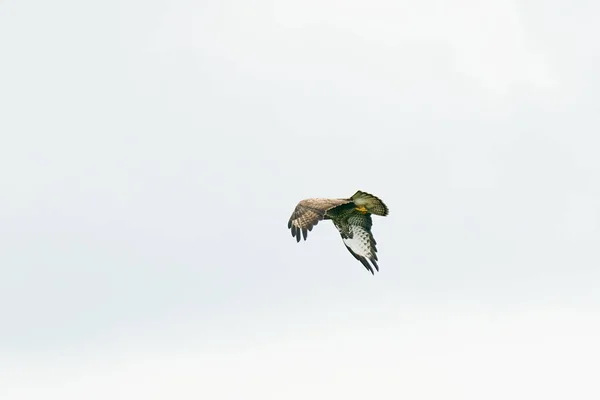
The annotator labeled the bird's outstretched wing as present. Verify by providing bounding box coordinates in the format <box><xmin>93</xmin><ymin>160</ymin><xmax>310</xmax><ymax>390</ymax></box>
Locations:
<box><xmin>338</xmin><ymin>213</ymin><xmax>379</xmax><ymax>274</ymax></box>
<box><xmin>288</xmin><ymin>198</ymin><xmax>351</xmax><ymax>242</ymax></box>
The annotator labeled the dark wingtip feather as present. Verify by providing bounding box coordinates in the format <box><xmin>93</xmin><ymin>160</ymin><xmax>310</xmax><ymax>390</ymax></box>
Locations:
<box><xmin>359</xmin><ymin>257</ymin><xmax>374</xmax><ymax>274</ymax></box>
<box><xmin>344</xmin><ymin>244</ymin><xmax>376</xmax><ymax>274</ymax></box>
<box><xmin>371</xmin><ymin>259</ymin><xmax>379</xmax><ymax>272</ymax></box>
<box><xmin>302</xmin><ymin>228</ymin><xmax>308</xmax><ymax>241</ymax></box>
<box><xmin>288</xmin><ymin>220</ymin><xmax>292</xmax><ymax>229</ymax></box>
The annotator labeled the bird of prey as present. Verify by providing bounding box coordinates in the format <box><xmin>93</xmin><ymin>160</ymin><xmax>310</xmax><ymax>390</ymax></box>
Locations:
<box><xmin>287</xmin><ymin>190</ymin><xmax>389</xmax><ymax>274</ymax></box>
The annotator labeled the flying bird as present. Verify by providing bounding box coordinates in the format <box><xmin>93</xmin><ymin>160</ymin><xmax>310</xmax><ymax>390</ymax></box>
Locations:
<box><xmin>287</xmin><ymin>190</ymin><xmax>389</xmax><ymax>274</ymax></box>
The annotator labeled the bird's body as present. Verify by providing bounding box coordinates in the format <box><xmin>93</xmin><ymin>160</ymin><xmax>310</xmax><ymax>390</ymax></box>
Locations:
<box><xmin>287</xmin><ymin>191</ymin><xmax>388</xmax><ymax>274</ymax></box>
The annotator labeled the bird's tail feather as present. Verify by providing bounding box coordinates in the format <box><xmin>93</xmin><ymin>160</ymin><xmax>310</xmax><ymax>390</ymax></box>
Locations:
<box><xmin>351</xmin><ymin>191</ymin><xmax>389</xmax><ymax>216</ymax></box>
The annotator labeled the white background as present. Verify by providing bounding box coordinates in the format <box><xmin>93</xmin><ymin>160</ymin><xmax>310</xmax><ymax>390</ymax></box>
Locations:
<box><xmin>1</xmin><ymin>1</ymin><xmax>599</xmax><ymax>399</ymax></box>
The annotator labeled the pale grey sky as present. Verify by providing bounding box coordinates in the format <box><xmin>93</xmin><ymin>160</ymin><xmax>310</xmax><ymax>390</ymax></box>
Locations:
<box><xmin>1</xmin><ymin>0</ymin><xmax>599</xmax><ymax>399</ymax></box>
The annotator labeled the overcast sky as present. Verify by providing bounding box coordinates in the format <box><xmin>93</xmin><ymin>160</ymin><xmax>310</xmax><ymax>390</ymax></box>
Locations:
<box><xmin>1</xmin><ymin>0</ymin><xmax>599</xmax><ymax>399</ymax></box>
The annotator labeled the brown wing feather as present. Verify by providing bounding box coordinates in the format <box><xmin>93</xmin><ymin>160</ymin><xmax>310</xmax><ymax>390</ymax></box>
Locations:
<box><xmin>288</xmin><ymin>198</ymin><xmax>351</xmax><ymax>242</ymax></box>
